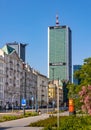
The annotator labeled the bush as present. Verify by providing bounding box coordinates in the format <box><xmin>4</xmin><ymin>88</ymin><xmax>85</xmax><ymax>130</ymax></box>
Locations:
<box><xmin>29</xmin><ymin>116</ymin><xmax>57</xmax><ymax>127</ymax></box>
<box><xmin>0</xmin><ymin>111</ymin><xmax>38</xmax><ymax>122</ymax></box>
<box><xmin>29</xmin><ymin>116</ymin><xmax>91</xmax><ymax>130</ymax></box>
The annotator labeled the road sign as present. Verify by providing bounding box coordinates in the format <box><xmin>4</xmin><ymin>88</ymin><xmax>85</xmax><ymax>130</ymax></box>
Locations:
<box><xmin>49</xmin><ymin>62</ymin><xmax>66</xmax><ymax>66</ymax></box>
<box><xmin>21</xmin><ymin>99</ymin><xmax>26</xmax><ymax>106</ymax></box>
<box><xmin>31</xmin><ymin>96</ymin><xmax>34</xmax><ymax>101</ymax></box>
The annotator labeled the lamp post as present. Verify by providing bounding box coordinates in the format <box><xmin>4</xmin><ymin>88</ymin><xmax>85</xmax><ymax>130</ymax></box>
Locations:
<box><xmin>12</xmin><ymin>95</ymin><xmax>14</xmax><ymax>113</ymax></box>
<box><xmin>57</xmin><ymin>78</ymin><xmax>59</xmax><ymax>128</ymax></box>
<box><xmin>49</xmin><ymin>62</ymin><xmax>66</xmax><ymax>128</ymax></box>
<box><xmin>12</xmin><ymin>94</ymin><xmax>18</xmax><ymax>113</ymax></box>
<box><xmin>46</xmin><ymin>86</ymin><xmax>48</xmax><ymax>113</ymax></box>
<box><xmin>35</xmin><ymin>88</ymin><xmax>38</xmax><ymax>112</ymax></box>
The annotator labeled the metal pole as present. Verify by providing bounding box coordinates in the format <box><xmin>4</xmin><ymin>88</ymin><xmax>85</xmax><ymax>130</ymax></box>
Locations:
<box><xmin>47</xmin><ymin>86</ymin><xmax>48</xmax><ymax>113</ymax></box>
<box><xmin>35</xmin><ymin>89</ymin><xmax>38</xmax><ymax>112</ymax></box>
<box><xmin>32</xmin><ymin>97</ymin><xmax>33</xmax><ymax>112</ymax></box>
<box><xmin>12</xmin><ymin>98</ymin><xmax>14</xmax><ymax>113</ymax></box>
<box><xmin>23</xmin><ymin>106</ymin><xmax>25</xmax><ymax>116</ymax></box>
<box><xmin>57</xmin><ymin>78</ymin><xmax>59</xmax><ymax>128</ymax></box>
<box><xmin>12</xmin><ymin>95</ymin><xmax>14</xmax><ymax>113</ymax></box>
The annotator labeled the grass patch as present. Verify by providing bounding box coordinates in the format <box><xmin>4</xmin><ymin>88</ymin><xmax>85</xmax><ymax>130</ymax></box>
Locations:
<box><xmin>0</xmin><ymin>111</ymin><xmax>38</xmax><ymax>122</ymax></box>
<box><xmin>28</xmin><ymin>115</ymin><xmax>91</xmax><ymax>130</ymax></box>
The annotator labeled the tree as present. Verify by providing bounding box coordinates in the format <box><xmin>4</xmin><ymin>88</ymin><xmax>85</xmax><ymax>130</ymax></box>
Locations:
<box><xmin>74</xmin><ymin>57</ymin><xmax>91</xmax><ymax>112</ymax></box>
<box><xmin>67</xmin><ymin>82</ymin><xmax>76</xmax><ymax>99</ymax></box>
<box><xmin>67</xmin><ymin>82</ymin><xmax>81</xmax><ymax>111</ymax></box>
<box><xmin>79</xmin><ymin>85</ymin><xmax>91</xmax><ymax>115</ymax></box>
<box><xmin>74</xmin><ymin>57</ymin><xmax>91</xmax><ymax>87</ymax></box>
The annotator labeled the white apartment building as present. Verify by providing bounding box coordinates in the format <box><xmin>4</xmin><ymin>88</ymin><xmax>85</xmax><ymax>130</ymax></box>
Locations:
<box><xmin>0</xmin><ymin>45</ymin><xmax>24</xmax><ymax>108</ymax></box>
<box><xmin>22</xmin><ymin>64</ymin><xmax>37</xmax><ymax>108</ymax></box>
<box><xmin>34</xmin><ymin>71</ymin><xmax>48</xmax><ymax>108</ymax></box>
<box><xmin>0</xmin><ymin>51</ymin><xmax>5</xmax><ymax>108</ymax></box>
<box><xmin>0</xmin><ymin>44</ymin><xmax>49</xmax><ymax>110</ymax></box>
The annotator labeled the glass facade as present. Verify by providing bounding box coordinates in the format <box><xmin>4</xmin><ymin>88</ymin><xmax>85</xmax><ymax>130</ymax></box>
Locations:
<box><xmin>48</xmin><ymin>26</ymin><xmax>72</xmax><ymax>82</ymax></box>
<box><xmin>73</xmin><ymin>65</ymin><xmax>82</xmax><ymax>85</ymax></box>
<box><xmin>6</xmin><ymin>42</ymin><xmax>27</xmax><ymax>62</ymax></box>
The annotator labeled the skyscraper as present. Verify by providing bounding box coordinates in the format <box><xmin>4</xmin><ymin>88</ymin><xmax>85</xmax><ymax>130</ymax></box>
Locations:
<box><xmin>6</xmin><ymin>42</ymin><xmax>27</xmax><ymax>62</ymax></box>
<box><xmin>48</xmin><ymin>16</ymin><xmax>72</xmax><ymax>82</ymax></box>
<box><xmin>73</xmin><ymin>65</ymin><xmax>82</xmax><ymax>85</ymax></box>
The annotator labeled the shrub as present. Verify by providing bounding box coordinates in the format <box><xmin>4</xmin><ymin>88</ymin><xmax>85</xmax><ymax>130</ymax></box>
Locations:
<box><xmin>29</xmin><ymin>116</ymin><xmax>91</xmax><ymax>130</ymax></box>
<box><xmin>0</xmin><ymin>111</ymin><xmax>38</xmax><ymax>122</ymax></box>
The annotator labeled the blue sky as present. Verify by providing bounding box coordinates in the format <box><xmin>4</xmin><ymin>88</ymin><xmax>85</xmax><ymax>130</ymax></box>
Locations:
<box><xmin>0</xmin><ymin>0</ymin><xmax>91</xmax><ymax>76</ymax></box>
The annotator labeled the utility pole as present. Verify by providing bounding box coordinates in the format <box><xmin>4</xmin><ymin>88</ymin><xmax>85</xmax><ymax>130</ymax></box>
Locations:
<box><xmin>49</xmin><ymin>62</ymin><xmax>66</xmax><ymax>128</ymax></box>
<box><xmin>57</xmin><ymin>78</ymin><xmax>59</xmax><ymax>128</ymax></box>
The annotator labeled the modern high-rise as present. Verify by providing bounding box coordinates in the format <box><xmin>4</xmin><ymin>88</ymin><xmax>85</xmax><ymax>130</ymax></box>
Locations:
<box><xmin>73</xmin><ymin>65</ymin><xmax>82</xmax><ymax>85</ymax></box>
<box><xmin>6</xmin><ymin>42</ymin><xmax>27</xmax><ymax>62</ymax></box>
<box><xmin>48</xmin><ymin>16</ymin><xmax>72</xmax><ymax>82</ymax></box>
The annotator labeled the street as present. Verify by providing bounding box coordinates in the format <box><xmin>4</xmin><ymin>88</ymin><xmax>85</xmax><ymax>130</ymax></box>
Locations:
<box><xmin>0</xmin><ymin>111</ymin><xmax>69</xmax><ymax>130</ymax></box>
<box><xmin>0</xmin><ymin>113</ymin><xmax>49</xmax><ymax>130</ymax></box>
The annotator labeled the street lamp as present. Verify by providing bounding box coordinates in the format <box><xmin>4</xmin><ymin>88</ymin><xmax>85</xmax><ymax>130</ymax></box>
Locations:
<box><xmin>12</xmin><ymin>93</ymin><xmax>19</xmax><ymax>113</ymax></box>
<box><xmin>57</xmin><ymin>79</ymin><xmax>59</xmax><ymax>128</ymax></box>
<box><xmin>49</xmin><ymin>62</ymin><xmax>66</xmax><ymax>128</ymax></box>
<box><xmin>46</xmin><ymin>86</ymin><xmax>48</xmax><ymax>113</ymax></box>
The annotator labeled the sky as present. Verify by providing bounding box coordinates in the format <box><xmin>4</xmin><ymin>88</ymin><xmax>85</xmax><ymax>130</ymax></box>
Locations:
<box><xmin>0</xmin><ymin>0</ymin><xmax>91</xmax><ymax>76</ymax></box>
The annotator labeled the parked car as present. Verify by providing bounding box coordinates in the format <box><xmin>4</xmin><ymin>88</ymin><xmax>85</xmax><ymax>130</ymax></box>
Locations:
<box><xmin>60</xmin><ymin>106</ymin><xmax>68</xmax><ymax>111</ymax></box>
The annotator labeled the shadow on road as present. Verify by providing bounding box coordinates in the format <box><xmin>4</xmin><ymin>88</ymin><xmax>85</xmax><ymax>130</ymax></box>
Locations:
<box><xmin>0</xmin><ymin>127</ymin><xmax>12</xmax><ymax>130</ymax></box>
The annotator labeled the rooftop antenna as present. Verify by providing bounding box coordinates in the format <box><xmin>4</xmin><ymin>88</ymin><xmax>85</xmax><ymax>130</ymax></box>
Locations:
<box><xmin>56</xmin><ymin>14</ymin><xmax>59</xmax><ymax>26</ymax></box>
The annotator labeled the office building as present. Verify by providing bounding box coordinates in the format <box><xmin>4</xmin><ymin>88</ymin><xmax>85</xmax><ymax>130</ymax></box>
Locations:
<box><xmin>48</xmin><ymin>16</ymin><xmax>72</xmax><ymax>82</ymax></box>
<box><xmin>73</xmin><ymin>65</ymin><xmax>82</xmax><ymax>85</ymax></box>
<box><xmin>6</xmin><ymin>42</ymin><xmax>27</xmax><ymax>62</ymax></box>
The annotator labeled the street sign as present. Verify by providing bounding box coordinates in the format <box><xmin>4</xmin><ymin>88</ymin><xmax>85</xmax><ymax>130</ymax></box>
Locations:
<box><xmin>31</xmin><ymin>96</ymin><xmax>34</xmax><ymax>101</ymax></box>
<box><xmin>49</xmin><ymin>62</ymin><xmax>66</xmax><ymax>66</ymax></box>
<box><xmin>21</xmin><ymin>99</ymin><xmax>26</xmax><ymax>106</ymax></box>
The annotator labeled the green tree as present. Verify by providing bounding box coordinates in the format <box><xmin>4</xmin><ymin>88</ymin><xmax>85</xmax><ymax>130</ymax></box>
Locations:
<box><xmin>73</xmin><ymin>57</ymin><xmax>91</xmax><ymax>111</ymax></box>
<box><xmin>74</xmin><ymin>57</ymin><xmax>91</xmax><ymax>87</ymax></box>
<box><xmin>67</xmin><ymin>82</ymin><xmax>76</xmax><ymax>99</ymax></box>
<box><xmin>67</xmin><ymin>82</ymin><xmax>81</xmax><ymax>111</ymax></box>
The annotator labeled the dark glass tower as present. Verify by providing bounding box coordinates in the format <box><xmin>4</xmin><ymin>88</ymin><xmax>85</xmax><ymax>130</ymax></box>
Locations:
<box><xmin>6</xmin><ymin>42</ymin><xmax>27</xmax><ymax>62</ymax></box>
<box><xmin>73</xmin><ymin>65</ymin><xmax>82</xmax><ymax>85</ymax></box>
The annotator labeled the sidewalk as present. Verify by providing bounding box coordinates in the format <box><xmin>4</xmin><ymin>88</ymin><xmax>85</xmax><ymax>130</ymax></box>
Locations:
<box><xmin>0</xmin><ymin>127</ymin><xmax>43</xmax><ymax>130</ymax></box>
<box><xmin>0</xmin><ymin>114</ymin><xmax>49</xmax><ymax>130</ymax></box>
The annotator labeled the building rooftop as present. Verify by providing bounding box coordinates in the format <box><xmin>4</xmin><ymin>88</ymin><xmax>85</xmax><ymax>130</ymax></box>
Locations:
<box><xmin>2</xmin><ymin>45</ymin><xmax>15</xmax><ymax>54</ymax></box>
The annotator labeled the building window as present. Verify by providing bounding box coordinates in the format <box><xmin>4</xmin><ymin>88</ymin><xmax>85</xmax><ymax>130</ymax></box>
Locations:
<box><xmin>0</xmin><ymin>84</ymin><xmax>3</xmax><ymax>91</ymax></box>
<box><xmin>0</xmin><ymin>70</ymin><xmax>3</xmax><ymax>74</ymax></box>
<box><xmin>0</xmin><ymin>77</ymin><xmax>3</xmax><ymax>83</ymax></box>
<box><xmin>10</xmin><ymin>79</ymin><xmax>12</xmax><ymax>84</ymax></box>
<box><xmin>0</xmin><ymin>92</ymin><xmax>3</xmax><ymax>99</ymax></box>
<box><xmin>0</xmin><ymin>63</ymin><xmax>3</xmax><ymax>67</ymax></box>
